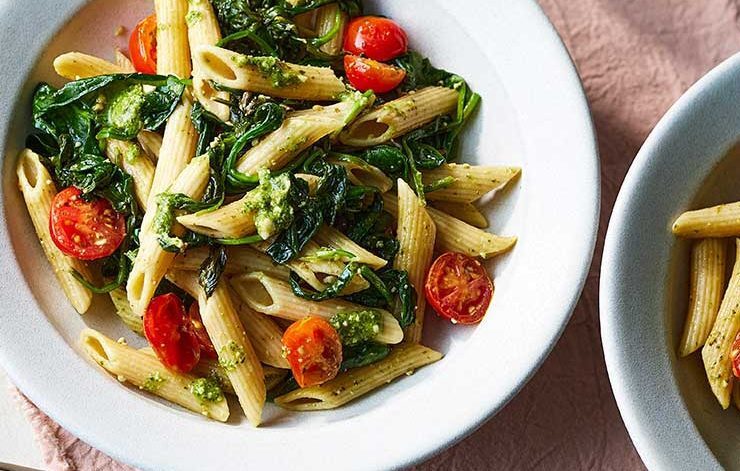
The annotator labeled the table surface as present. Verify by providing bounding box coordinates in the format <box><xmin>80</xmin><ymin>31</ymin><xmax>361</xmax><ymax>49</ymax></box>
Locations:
<box><xmin>4</xmin><ymin>0</ymin><xmax>740</xmax><ymax>469</ymax></box>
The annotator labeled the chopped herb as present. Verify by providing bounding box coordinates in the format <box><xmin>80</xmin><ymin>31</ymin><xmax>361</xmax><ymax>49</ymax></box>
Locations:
<box><xmin>329</xmin><ymin>309</ymin><xmax>381</xmax><ymax>346</ymax></box>
<box><xmin>140</xmin><ymin>372</ymin><xmax>165</xmax><ymax>392</ymax></box>
<box><xmin>189</xmin><ymin>376</ymin><xmax>225</xmax><ymax>403</ymax></box>
<box><xmin>218</xmin><ymin>341</ymin><xmax>246</xmax><ymax>371</ymax></box>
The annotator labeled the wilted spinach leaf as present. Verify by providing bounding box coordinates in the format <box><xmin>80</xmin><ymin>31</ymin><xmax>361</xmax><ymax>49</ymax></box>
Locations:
<box><xmin>199</xmin><ymin>245</ymin><xmax>228</xmax><ymax>298</ymax></box>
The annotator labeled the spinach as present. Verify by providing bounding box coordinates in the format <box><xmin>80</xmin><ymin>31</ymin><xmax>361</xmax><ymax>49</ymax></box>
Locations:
<box><xmin>199</xmin><ymin>245</ymin><xmax>228</xmax><ymax>298</ymax></box>
<box><xmin>341</xmin><ymin>342</ymin><xmax>390</xmax><ymax>370</ymax></box>
<box><xmin>289</xmin><ymin>262</ymin><xmax>362</xmax><ymax>301</ymax></box>
<box><xmin>359</xmin><ymin>146</ymin><xmax>406</xmax><ymax>179</ymax></box>
<box><xmin>347</xmin><ymin>268</ymin><xmax>416</xmax><ymax>328</ymax></box>
<box><xmin>191</xmin><ymin>101</ymin><xmax>225</xmax><ymax>156</ymax></box>
<box><xmin>394</xmin><ymin>51</ymin><xmax>452</xmax><ymax>92</ymax></box>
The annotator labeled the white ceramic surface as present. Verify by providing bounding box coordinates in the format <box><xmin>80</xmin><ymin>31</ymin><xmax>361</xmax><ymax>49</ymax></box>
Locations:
<box><xmin>602</xmin><ymin>53</ymin><xmax>740</xmax><ymax>470</ymax></box>
<box><xmin>0</xmin><ymin>1</ymin><xmax>598</xmax><ymax>469</ymax></box>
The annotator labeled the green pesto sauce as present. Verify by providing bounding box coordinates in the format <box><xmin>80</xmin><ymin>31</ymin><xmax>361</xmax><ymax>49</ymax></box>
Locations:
<box><xmin>232</xmin><ymin>55</ymin><xmax>303</xmax><ymax>88</ymax></box>
<box><xmin>218</xmin><ymin>341</ymin><xmax>246</xmax><ymax>371</ymax></box>
<box><xmin>189</xmin><ymin>376</ymin><xmax>224</xmax><ymax>403</ymax></box>
<box><xmin>153</xmin><ymin>194</ymin><xmax>185</xmax><ymax>252</ymax></box>
<box><xmin>124</xmin><ymin>144</ymin><xmax>140</xmax><ymax>163</ymax></box>
<box><xmin>140</xmin><ymin>372</ymin><xmax>165</xmax><ymax>392</ymax></box>
<box><xmin>329</xmin><ymin>309</ymin><xmax>382</xmax><ymax>346</ymax></box>
<box><xmin>107</xmin><ymin>85</ymin><xmax>145</xmax><ymax>136</ymax></box>
<box><xmin>243</xmin><ymin>170</ymin><xmax>293</xmax><ymax>240</ymax></box>
<box><xmin>185</xmin><ymin>10</ymin><xmax>203</xmax><ymax>26</ymax></box>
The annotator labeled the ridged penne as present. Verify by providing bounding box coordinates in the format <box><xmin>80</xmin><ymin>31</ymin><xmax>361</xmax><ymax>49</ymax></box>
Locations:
<box><xmin>275</xmin><ymin>343</ymin><xmax>441</xmax><ymax>410</ymax></box>
<box><xmin>16</xmin><ymin>149</ymin><xmax>93</xmax><ymax>314</ymax></box>
<box><xmin>328</xmin><ymin>157</ymin><xmax>393</xmax><ymax>193</ymax></box>
<box><xmin>109</xmin><ymin>287</ymin><xmax>143</xmax><ymax>335</ymax></box>
<box><xmin>81</xmin><ymin>328</ymin><xmax>229</xmax><ymax>421</ymax></box>
<box><xmin>230</xmin><ymin>272</ymin><xmax>403</xmax><ymax>344</ymax></box>
<box><xmin>171</xmin><ymin>246</ymin><xmax>290</xmax><ymax>280</ymax></box>
<box><xmin>679</xmin><ymin>239</ymin><xmax>727</xmax><ymax>357</ymax></box>
<box><xmin>166</xmin><ymin>271</ymin><xmax>265</xmax><ymax>425</ymax></box>
<box><xmin>430</xmin><ymin>201</ymin><xmax>488</xmax><ymax>228</ymax></box>
<box><xmin>422</xmin><ymin>164</ymin><xmax>521</xmax><ymax>203</ymax></box>
<box><xmin>702</xmin><ymin>239</ymin><xmax>740</xmax><ymax>408</ymax></box>
<box><xmin>339</xmin><ymin>87</ymin><xmax>458</xmax><ymax>147</ymax></box>
<box><xmin>137</xmin><ymin>131</ymin><xmax>162</xmax><ymax>162</ymax></box>
<box><xmin>194</xmin><ymin>45</ymin><xmax>346</xmax><ymax>100</ymax></box>
<box><xmin>192</xmin><ymin>358</ymin><xmax>288</xmax><ymax>395</ymax></box>
<box><xmin>127</xmin><ymin>155</ymin><xmax>210</xmax><ymax>315</ymax></box>
<box><xmin>315</xmin><ymin>4</ymin><xmax>347</xmax><ymax>56</ymax></box>
<box><xmin>394</xmin><ymin>180</ymin><xmax>436</xmax><ymax>343</ymax></box>
<box><xmin>105</xmin><ymin>139</ymin><xmax>155</xmax><ymax>210</ymax></box>
<box><xmin>53</xmin><ymin>52</ymin><xmax>127</xmax><ymax>79</ymax></box>
<box><xmin>313</xmin><ymin>225</ymin><xmax>387</xmax><ymax>269</ymax></box>
<box><xmin>155</xmin><ymin>0</ymin><xmax>192</xmax><ymax>78</ymax></box>
<box><xmin>673</xmin><ymin>202</ymin><xmax>740</xmax><ymax>238</ymax></box>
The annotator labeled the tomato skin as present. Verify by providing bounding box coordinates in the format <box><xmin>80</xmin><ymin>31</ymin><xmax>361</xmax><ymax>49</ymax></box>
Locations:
<box><xmin>49</xmin><ymin>187</ymin><xmax>126</xmax><ymax>261</ymax></box>
<box><xmin>187</xmin><ymin>302</ymin><xmax>217</xmax><ymax>359</ymax></box>
<box><xmin>731</xmin><ymin>331</ymin><xmax>740</xmax><ymax>378</ymax></box>
<box><xmin>344</xmin><ymin>16</ymin><xmax>408</xmax><ymax>62</ymax></box>
<box><xmin>424</xmin><ymin>252</ymin><xmax>494</xmax><ymax>325</ymax></box>
<box><xmin>344</xmin><ymin>55</ymin><xmax>406</xmax><ymax>93</ymax></box>
<box><xmin>144</xmin><ymin>294</ymin><xmax>201</xmax><ymax>373</ymax></box>
<box><xmin>282</xmin><ymin>317</ymin><xmax>342</xmax><ymax>388</ymax></box>
<box><xmin>129</xmin><ymin>14</ymin><xmax>157</xmax><ymax>74</ymax></box>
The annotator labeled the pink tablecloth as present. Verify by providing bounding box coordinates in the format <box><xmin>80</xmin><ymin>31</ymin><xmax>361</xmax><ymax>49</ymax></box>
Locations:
<box><xmin>13</xmin><ymin>1</ymin><xmax>740</xmax><ymax>469</ymax></box>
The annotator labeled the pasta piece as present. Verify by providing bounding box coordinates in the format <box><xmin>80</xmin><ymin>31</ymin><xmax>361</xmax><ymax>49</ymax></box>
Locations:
<box><xmin>394</xmin><ymin>179</ymin><xmax>436</xmax><ymax>343</ymax></box>
<box><xmin>673</xmin><ymin>202</ymin><xmax>740</xmax><ymax>237</ymax></box>
<box><xmin>155</xmin><ymin>0</ymin><xmax>192</xmax><ymax>78</ymax></box>
<box><xmin>171</xmin><ymin>246</ymin><xmax>290</xmax><ymax>280</ymax></box>
<box><xmin>53</xmin><ymin>52</ymin><xmax>127</xmax><ymax>79</ymax></box>
<box><xmin>114</xmin><ymin>49</ymin><xmax>135</xmax><ymax>72</ymax></box>
<box><xmin>679</xmin><ymin>239</ymin><xmax>727</xmax><ymax>357</ymax></box>
<box><xmin>105</xmin><ymin>139</ymin><xmax>155</xmax><ymax>210</ymax></box>
<box><xmin>186</xmin><ymin>0</ymin><xmax>230</xmax><ymax>121</ymax></box>
<box><xmin>193</xmin><ymin>358</ymin><xmax>288</xmax><ymax>395</ymax></box>
<box><xmin>127</xmin><ymin>155</ymin><xmax>210</xmax><ymax>315</ymax></box>
<box><xmin>702</xmin><ymin>239</ymin><xmax>740</xmax><ymax>408</ymax></box>
<box><xmin>275</xmin><ymin>343</ymin><xmax>441</xmax><ymax>410</ymax></box>
<box><xmin>81</xmin><ymin>328</ymin><xmax>229</xmax><ymax>421</ymax></box>
<box><xmin>166</xmin><ymin>271</ymin><xmax>265</xmax><ymax>425</ymax></box>
<box><xmin>109</xmin><ymin>287</ymin><xmax>143</xmax><ymax>335</ymax></box>
<box><xmin>194</xmin><ymin>45</ymin><xmax>346</xmax><ymax>100</ymax></box>
<box><xmin>230</xmin><ymin>272</ymin><xmax>403</xmax><ymax>344</ymax></box>
<box><xmin>313</xmin><ymin>225</ymin><xmax>387</xmax><ymax>269</ymax></box>
<box><xmin>328</xmin><ymin>157</ymin><xmax>393</xmax><ymax>193</ymax></box>
<box><xmin>235</xmin><ymin>95</ymin><xmax>373</xmax><ymax>176</ymax></box>
<box><xmin>382</xmin><ymin>192</ymin><xmax>516</xmax><ymax>259</ymax></box>
<box><xmin>137</xmin><ymin>131</ymin><xmax>162</xmax><ymax>162</ymax></box>
<box><xmin>423</xmin><ymin>164</ymin><xmax>521</xmax><ymax>203</ymax></box>
<box><xmin>177</xmin><ymin>195</ymin><xmax>256</xmax><ymax>239</ymax></box>
<box><xmin>339</xmin><ymin>87</ymin><xmax>458</xmax><ymax>147</ymax></box>
<box><xmin>16</xmin><ymin>149</ymin><xmax>93</xmax><ymax>314</ymax></box>
<box><xmin>315</xmin><ymin>4</ymin><xmax>347</xmax><ymax>56</ymax></box>
<box><xmin>430</xmin><ymin>201</ymin><xmax>488</xmax><ymax>229</ymax></box>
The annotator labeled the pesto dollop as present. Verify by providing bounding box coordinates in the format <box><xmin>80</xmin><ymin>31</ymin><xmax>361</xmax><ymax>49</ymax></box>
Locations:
<box><xmin>243</xmin><ymin>170</ymin><xmax>293</xmax><ymax>240</ymax></box>
<box><xmin>218</xmin><ymin>340</ymin><xmax>246</xmax><ymax>371</ymax></box>
<box><xmin>153</xmin><ymin>193</ymin><xmax>185</xmax><ymax>253</ymax></box>
<box><xmin>189</xmin><ymin>376</ymin><xmax>224</xmax><ymax>403</ymax></box>
<box><xmin>140</xmin><ymin>371</ymin><xmax>165</xmax><ymax>392</ymax></box>
<box><xmin>232</xmin><ymin>55</ymin><xmax>303</xmax><ymax>88</ymax></box>
<box><xmin>106</xmin><ymin>85</ymin><xmax>145</xmax><ymax>137</ymax></box>
<box><xmin>329</xmin><ymin>309</ymin><xmax>382</xmax><ymax>346</ymax></box>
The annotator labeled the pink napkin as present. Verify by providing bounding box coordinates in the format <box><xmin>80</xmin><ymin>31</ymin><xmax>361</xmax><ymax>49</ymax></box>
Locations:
<box><xmin>11</xmin><ymin>1</ymin><xmax>740</xmax><ymax>470</ymax></box>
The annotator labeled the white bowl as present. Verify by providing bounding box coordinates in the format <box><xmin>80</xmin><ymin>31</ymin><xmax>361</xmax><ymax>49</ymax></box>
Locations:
<box><xmin>602</xmin><ymin>53</ymin><xmax>740</xmax><ymax>470</ymax></box>
<box><xmin>0</xmin><ymin>1</ymin><xmax>598</xmax><ymax>469</ymax></box>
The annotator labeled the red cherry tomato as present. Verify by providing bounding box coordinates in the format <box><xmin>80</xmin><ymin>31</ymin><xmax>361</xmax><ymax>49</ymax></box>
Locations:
<box><xmin>49</xmin><ymin>187</ymin><xmax>126</xmax><ymax>261</ymax></box>
<box><xmin>187</xmin><ymin>302</ymin><xmax>217</xmax><ymax>359</ymax></box>
<box><xmin>282</xmin><ymin>317</ymin><xmax>342</xmax><ymax>388</ymax></box>
<box><xmin>424</xmin><ymin>252</ymin><xmax>494</xmax><ymax>325</ymax></box>
<box><xmin>144</xmin><ymin>294</ymin><xmax>201</xmax><ymax>373</ymax></box>
<box><xmin>129</xmin><ymin>14</ymin><xmax>157</xmax><ymax>74</ymax></box>
<box><xmin>344</xmin><ymin>55</ymin><xmax>406</xmax><ymax>93</ymax></box>
<box><xmin>731</xmin><ymin>331</ymin><xmax>740</xmax><ymax>378</ymax></box>
<box><xmin>343</xmin><ymin>16</ymin><xmax>408</xmax><ymax>62</ymax></box>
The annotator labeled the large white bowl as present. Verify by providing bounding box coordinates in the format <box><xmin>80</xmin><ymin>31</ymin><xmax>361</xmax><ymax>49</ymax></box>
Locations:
<box><xmin>0</xmin><ymin>1</ymin><xmax>598</xmax><ymax>469</ymax></box>
<box><xmin>602</xmin><ymin>53</ymin><xmax>740</xmax><ymax>470</ymax></box>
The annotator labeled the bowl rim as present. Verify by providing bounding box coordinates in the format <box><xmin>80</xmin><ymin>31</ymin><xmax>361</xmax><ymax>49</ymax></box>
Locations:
<box><xmin>0</xmin><ymin>1</ymin><xmax>599</xmax><ymax>469</ymax></box>
<box><xmin>600</xmin><ymin>52</ymin><xmax>740</xmax><ymax>471</ymax></box>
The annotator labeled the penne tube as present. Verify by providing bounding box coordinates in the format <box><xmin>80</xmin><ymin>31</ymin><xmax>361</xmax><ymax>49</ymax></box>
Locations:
<box><xmin>315</xmin><ymin>4</ymin><xmax>347</xmax><ymax>56</ymax></box>
<box><xmin>339</xmin><ymin>87</ymin><xmax>458</xmax><ymax>147</ymax></box>
<box><xmin>171</xmin><ymin>246</ymin><xmax>290</xmax><ymax>280</ymax></box>
<box><xmin>105</xmin><ymin>139</ymin><xmax>155</xmax><ymax>210</ymax></box>
<box><xmin>81</xmin><ymin>328</ymin><xmax>229</xmax><ymax>421</ymax></box>
<box><xmin>275</xmin><ymin>343</ymin><xmax>442</xmax><ymax>410</ymax></box>
<box><xmin>422</xmin><ymin>164</ymin><xmax>521</xmax><ymax>203</ymax></box>
<box><xmin>394</xmin><ymin>180</ymin><xmax>436</xmax><ymax>343</ymax></box>
<box><xmin>313</xmin><ymin>225</ymin><xmax>387</xmax><ymax>269</ymax></box>
<box><xmin>16</xmin><ymin>149</ymin><xmax>93</xmax><ymax>314</ymax></box>
<box><xmin>430</xmin><ymin>201</ymin><xmax>488</xmax><ymax>229</ymax></box>
<box><xmin>192</xmin><ymin>357</ymin><xmax>288</xmax><ymax>395</ymax></box>
<box><xmin>702</xmin><ymin>239</ymin><xmax>740</xmax><ymax>408</ymax></box>
<box><xmin>194</xmin><ymin>45</ymin><xmax>346</xmax><ymax>100</ymax></box>
<box><xmin>673</xmin><ymin>202</ymin><xmax>740</xmax><ymax>238</ymax></box>
<box><xmin>679</xmin><ymin>239</ymin><xmax>727</xmax><ymax>357</ymax></box>
<box><xmin>230</xmin><ymin>272</ymin><xmax>403</xmax><ymax>344</ymax></box>
<box><xmin>328</xmin><ymin>157</ymin><xmax>393</xmax><ymax>193</ymax></box>
<box><xmin>155</xmin><ymin>0</ymin><xmax>192</xmax><ymax>78</ymax></box>
<box><xmin>109</xmin><ymin>287</ymin><xmax>144</xmax><ymax>335</ymax></box>
<box><xmin>137</xmin><ymin>131</ymin><xmax>162</xmax><ymax>162</ymax></box>
<box><xmin>53</xmin><ymin>52</ymin><xmax>128</xmax><ymax>79</ymax></box>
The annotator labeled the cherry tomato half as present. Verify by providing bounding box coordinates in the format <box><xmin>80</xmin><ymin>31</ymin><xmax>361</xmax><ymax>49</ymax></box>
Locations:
<box><xmin>49</xmin><ymin>187</ymin><xmax>126</xmax><ymax>261</ymax></box>
<box><xmin>343</xmin><ymin>16</ymin><xmax>408</xmax><ymax>62</ymax></box>
<box><xmin>731</xmin><ymin>330</ymin><xmax>740</xmax><ymax>379</ymax></box>
<box><xmin>344</xmin><ymin>54</ymin><xmax>406</xmax><ymax>93</ymax></box>
<box><xmin>424</xmin><ymin>252</ymin><xmax>494</xmax><ymax>325</ymax></box>
<box><xmin>144</xmin><ymin>293</ymin><xmax>201</xmax><ymax>373</ymax></box>
<box><xmin>282</xmin><ymin>317</ymin><xmax>342</xmax><ymax>388</ymax></box>
<box><xmin>129</xmin><ymin>14</ymin><xmax>157</xmax><ymax>74</ymax></box>
<box><xmin>188</xmin><ymin>302</ymin><xmax>217</xmax><ymax>359</ymax></box>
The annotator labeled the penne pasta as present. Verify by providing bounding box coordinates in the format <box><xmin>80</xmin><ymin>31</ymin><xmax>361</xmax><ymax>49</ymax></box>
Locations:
<box><xmin>679</xmin><ymin>239</ymin><xmax>727</xmax><ymax>357</ymax></box>
<box><xmin>137</xmin><ymin>131</ymin><xmax>162</xmax><ymax>162</ymax></box>
<box><xmin>430</xmin><ymin>201</ymin><xmax>488</xmax><ymax>228</ymax></box>
<box><xmin>81</xmin><ymin>328</ymin><xmax>229</xmax><ymax>421</ymax></box>
<box><xmin>702</xmin><ymin>239</ymin><xmax>740</xmax><ymax>408</ymax></box>
<box><xmin>109</xmin><ymin>287</ymin><xmax>144</xmax><ymax>335</ymax></box>
<box><xmin>673</xmin><ymin>202</ymin><xmax>740</xmax><ymax>238</ymax></box>
<box><xmin>171</xmin><ymin>246</ymin><xmax>290</xmax><ymax>280</ymax></box>
<box><xmin>176</xmin><ymin>195</ymin><xmax>256</xmax><ymax>239</ymax></box>
<box><xmin>422</xmin><ymin>164</ymin><xmax>521</xmax><ymax>203</ymax></box>
<box><xmin>314</xmin><ymin>4</ymin><xmax>347</xmax><ymax>56</ymax></box>
<box><xmin>53</xmin><ymin>52</ymin><xmax>128</xmax><ymax>79</ymax></box>
<box><xmin>155</xmin><ymin>0</ymin><xmax>192</xmax><ymax>78</ymax></box>
<box><xmin>192</xmin><ymin>358</ymin><xmax>288</xmax><ymax>395</ymax></box>
<box><xmin>230</xmin><ymin>272</ymin><xmax>403</xmax><ymax>344</ymax></box>
<box><xmin>16</xmin><ymin>149</ymin><xmax>93</xmax><ymax>314</ymax></box>
<box><xmin>275</xmin><ymin>343</ymin><xmax>442</xmax><ymax>410</ymax></box>
<box><xmin>313</xmin><ymin>224</ymin><xmax>388</xmax><ymax>270</ymax></box>
<box><xmin>194</xmin><ymin>45</ymin><xmax>346</xmax><ymax>100</ymax></box>
<box><xmin>339</xmin><ymin>87</ymin><xmax>458</xmax><ymax>147</ymax></box>
<box><xmin>394</xmin><ymin>180</ymin><xmax>436</xmax><ymax>343</ymax></box>
<box><xmin>328</xmin><ymin>156</ymin><xmax>393</xmax><ymax>193</ymax></box>
<box><xmin>105</xmin><ymin>139</ymin><xmax>155</xmax><ymax>210</ymax></box>
<box><xmin>114</xmin><ymin>49</ymin><xmax>135</xmax><ymax>72</ymax></box>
